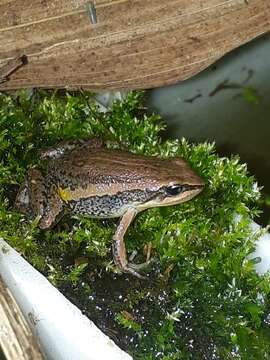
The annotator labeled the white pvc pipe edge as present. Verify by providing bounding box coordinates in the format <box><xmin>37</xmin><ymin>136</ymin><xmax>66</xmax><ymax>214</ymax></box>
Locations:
<box><xmin>0</xmin><ymin>238</ymin><xmax>132</xmax><ymax>360</ymax></box>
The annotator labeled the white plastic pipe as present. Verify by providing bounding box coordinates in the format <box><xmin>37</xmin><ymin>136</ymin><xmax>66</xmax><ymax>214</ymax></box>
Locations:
<box><xmin>0</xmin><ymin>238</ymin><xmax>132</xmax><ymax>360</ymax></box>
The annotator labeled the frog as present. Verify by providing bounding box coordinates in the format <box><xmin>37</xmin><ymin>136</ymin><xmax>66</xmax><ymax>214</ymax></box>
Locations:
<box><xmin>15</xmin><ymin>139</ymin><xmax>204</xmax><ymax>278</ymax></box>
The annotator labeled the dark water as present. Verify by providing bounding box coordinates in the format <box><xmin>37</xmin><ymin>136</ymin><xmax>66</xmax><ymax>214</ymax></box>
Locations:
<box><xmin>146</xmin><ymin>33</ymin><xmax>270</xmax><ymax>225</ymax></box>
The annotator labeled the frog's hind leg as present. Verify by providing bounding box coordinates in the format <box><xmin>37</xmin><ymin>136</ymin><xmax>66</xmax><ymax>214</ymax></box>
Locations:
<box><xmin>112</xmin><ymin>208</ymin><xmax>151</xmax><ymax>279</ymax></box>
<box><xmin>39</xmin><ymin>138</ymin><xmax>104</xmax><ymax>160</ymax></box>
<box><xmin>39</xmin><ymin>184</ymin><xmax>64</xmax><ymax>229</ymax></box>
<box><xmin>16</xmin><ymin>168</ymin><xmax>45</xmax><ymax>218</ymax></box>
<box><xmin>27</xmin><ymin>169</ymin><xmax>46</xmax><ymax>218</ymax></box>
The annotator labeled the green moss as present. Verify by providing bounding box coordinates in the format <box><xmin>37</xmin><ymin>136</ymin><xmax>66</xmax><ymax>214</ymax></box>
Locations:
<box><xmin>0</xmin><ymin>89</ymin><xmax>269</xmax><ymax>359</ymax></box>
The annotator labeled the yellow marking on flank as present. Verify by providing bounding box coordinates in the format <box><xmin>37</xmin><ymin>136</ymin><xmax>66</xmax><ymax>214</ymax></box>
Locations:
<box><xmin>57</xmin><ymin>185</ymin><xmax>99</xmax><ymax>202</ymax></box>
<box><xmin>58</xmin><ymin>187</ymin><xmax>73</xmax><ymax>202</ymax></box>
<box><xmin>57</xmin><ymin>182</ymin><xmax>161</xmax><ymax>202</ymax></box>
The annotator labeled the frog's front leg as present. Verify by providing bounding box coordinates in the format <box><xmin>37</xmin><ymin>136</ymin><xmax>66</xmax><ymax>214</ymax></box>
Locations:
<box><xmin>112</xmin><ymin>208</ymin><xmax>150</xmax><ymax>279</ymax></box>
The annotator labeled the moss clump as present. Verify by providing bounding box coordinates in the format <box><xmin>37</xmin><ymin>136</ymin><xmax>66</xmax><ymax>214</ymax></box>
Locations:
<box><xmin>0</xmin><ymin>90</ymin><xmax>269</xmax><ymax>359</ymax></box>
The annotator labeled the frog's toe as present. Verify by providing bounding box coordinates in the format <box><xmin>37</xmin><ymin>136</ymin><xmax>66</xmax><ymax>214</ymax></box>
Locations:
<box><xmin>143</xmin><ymin>242</ymin><xmax>153</xmax><ymax>262</ymax></box>
<box><xmin>128</xmin><ymin>258</ymin><xmax>153</xmax><ymax>271</ymax></box>
<box><xmin>122</xmin><ymin>258</ymin><xmax>154</xmax><ymax>279</ymax></box>
<box><xmin>123</xmin><ymin>265</ymin><xmax>147</xmax><ymax>280</ymax></box>
<box><xmin>128</xmin><ymin>250</ymin><xmax>138</xmax><ymax>262</ymax></box>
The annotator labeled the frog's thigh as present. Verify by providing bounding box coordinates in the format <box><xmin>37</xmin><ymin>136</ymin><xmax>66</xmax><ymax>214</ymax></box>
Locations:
<box><xmin>27</xmin><ymin>168</ymin><xmax>46</xmax><ymax>217</ymax></box>
<box><xmin>112</xmin><ymin>208</ymin><xmax>144</xmax><ymax>278</ymax></box>
<box><xmin>39</xmin><ymin>138</ymin><xmax>104</xmax><ymax>160</ymax></box>
<box><xmin>39</xmin><ymin>185</ymin><xmax>63</xmax><ymax>229</ymax></box>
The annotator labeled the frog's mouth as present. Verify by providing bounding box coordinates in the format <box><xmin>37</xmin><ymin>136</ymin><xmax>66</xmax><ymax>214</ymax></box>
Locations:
<box><xmin>137</xmin><ymin>185</ymin><xmax>204</xmax><ymax>211</ymax></box>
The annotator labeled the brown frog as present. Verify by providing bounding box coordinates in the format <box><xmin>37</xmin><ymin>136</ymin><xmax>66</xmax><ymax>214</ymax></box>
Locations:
<box><xmin>16</xmin><ymin>139</ymin><xmax>204</xmax><ymax>278</ymax></box>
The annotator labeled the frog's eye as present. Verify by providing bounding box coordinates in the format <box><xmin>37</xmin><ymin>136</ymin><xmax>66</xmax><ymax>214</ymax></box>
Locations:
<box><xmin>165</xmin><ymin>185</ymin><xmax>183</xmax><ymax>196</ymax></box>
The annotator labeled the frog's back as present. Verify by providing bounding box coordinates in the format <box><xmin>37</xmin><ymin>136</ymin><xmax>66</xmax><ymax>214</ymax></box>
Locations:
<box><xmin>50</xmin><ymin>146</ymin><xmax>200</xmax><ymax>194</ymax></box>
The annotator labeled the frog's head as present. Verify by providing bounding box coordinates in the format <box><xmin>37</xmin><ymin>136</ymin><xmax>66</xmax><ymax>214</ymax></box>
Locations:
<box><xmin>137</xmin><ymin>157</ymin><xmax>204</xmax><ymax>211</ymax></box>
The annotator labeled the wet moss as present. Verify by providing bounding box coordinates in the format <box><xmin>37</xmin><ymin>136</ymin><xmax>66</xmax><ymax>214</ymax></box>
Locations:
<box><xmin>0</xmin><ymin>90</ymin><xmax>269</xmax><ymax>359</ymax></box>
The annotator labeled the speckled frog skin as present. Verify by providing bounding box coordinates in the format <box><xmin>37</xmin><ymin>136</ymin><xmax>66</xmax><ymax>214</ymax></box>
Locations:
<box><xmin>16</xmin><ymin>139</ymin><xmax>204</xmax><ymax>278</ymax></box>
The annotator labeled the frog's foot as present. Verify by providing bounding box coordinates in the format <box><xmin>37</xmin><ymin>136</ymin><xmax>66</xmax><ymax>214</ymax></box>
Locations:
<box><xmin>127</xmin><ymin>259</ymin><xmax>154</xmax><ymax>278</ymax></box>
<box><xmin>128</xmin><ymin>258</ymin><xmax>153</xmax><ymax>270</ymax></box>
<box><xmin>121</xmin><ymin>265</ymin><xmax>147</xmax><ymax>280</ymax></box>
<box><xmin>127</xmin><ymin>243</ymin><xmax>154</xmax><ymax>275</ymax></box>
<box><xmin>130</xmin><ymin>242</ymin><xmax>153</xmax><ymax>263</ymax></box>
<box><xmin>121</xmin><ymin>259</ymin><xmax>153</xmax><ymax>279</ymax></box>
<box><xmin>112</xmin><ymin>209</ymin><xmax>153</xmax><ymax>279</ymax></box>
